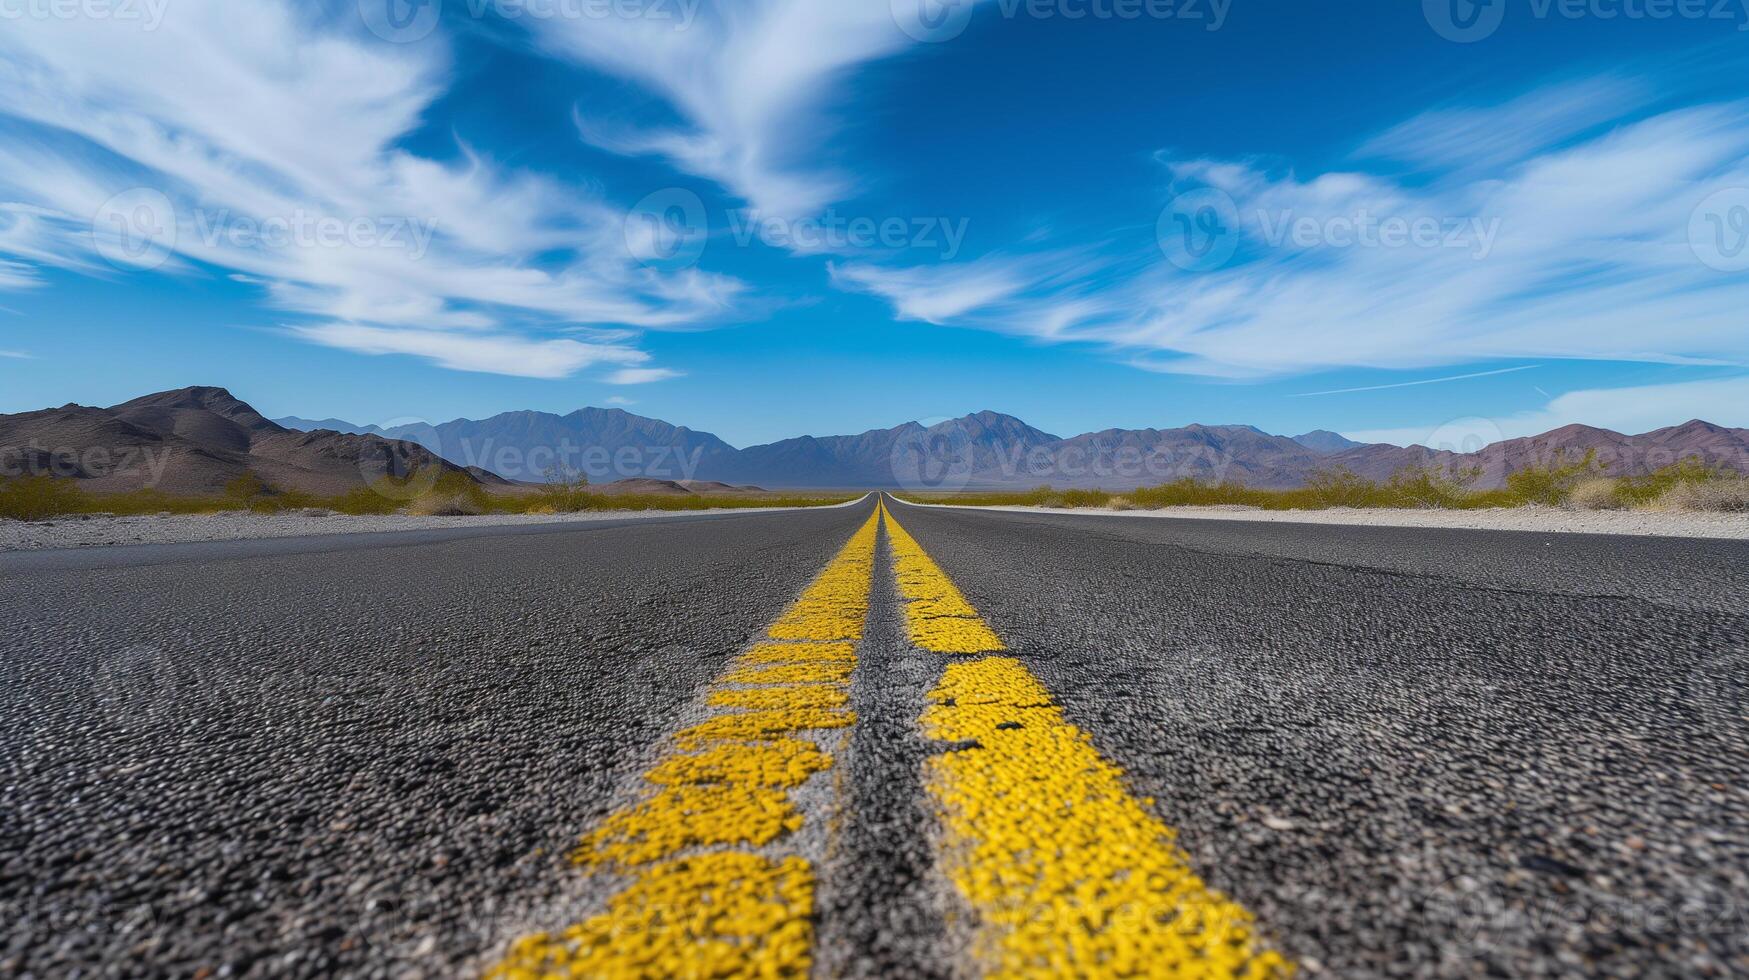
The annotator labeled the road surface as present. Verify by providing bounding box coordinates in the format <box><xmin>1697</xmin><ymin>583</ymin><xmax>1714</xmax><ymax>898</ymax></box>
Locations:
<box><xmin>2</xmin><ymin>495</ymin><xmax>1745</xmax><ymax>978</ymax></box>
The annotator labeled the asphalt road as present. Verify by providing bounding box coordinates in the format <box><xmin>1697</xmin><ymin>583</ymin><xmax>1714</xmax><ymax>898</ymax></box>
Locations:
<box><xmin>2</xmin><ymin>495</ymin><xmax>1745</xmax><ymax>978</ymax></box>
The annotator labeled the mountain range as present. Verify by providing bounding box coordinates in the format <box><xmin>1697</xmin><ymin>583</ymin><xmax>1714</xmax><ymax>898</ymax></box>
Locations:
<box><xmin>277</xmin><ymin>399</ymin><xmax>1749</xmax><ymax>492</ymax></box>
<box><xmin>4</xmin><ymin>386</ymin><xmax>1745</xmax><ymax>497</ymax></box>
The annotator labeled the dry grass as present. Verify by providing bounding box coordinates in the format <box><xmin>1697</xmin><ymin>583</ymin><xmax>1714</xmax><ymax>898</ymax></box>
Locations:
<box><xmin>1566</xmin><ymin>478</ymin><xmax>1626</xmax><ymax>511</ymax></box>
<box><xmin>901</xmin><ymin>457</ymin><xmax>1749</xmax><ymax>516</ymax></box>
<box><xmin>0</xmin><ymin>470</ymin><xmax>857</xmax><ymax>521</ymax></box>
<box><xmin>1649</xmin><ymin>479</ymin><xmax>1749</xmax><ymax>513</ymax></box>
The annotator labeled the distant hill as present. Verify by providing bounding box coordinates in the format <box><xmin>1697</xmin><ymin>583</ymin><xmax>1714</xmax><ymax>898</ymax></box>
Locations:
<box><xmin>1293</xmin><ymin>430</ymin><xmax>1363</xmax><ymax>454</ymax></box>
<box><xmin>2</xmin><ymin>387</ymin><xmax>485</xmax><ymax>495</ymax></box>
<box><xmin>273</xmin><ymin>416</ymin><xmax>386</xmax><ymax>437</ymax></box>
<box><xmin>293</xmin><ymin>409</ymin><xmax>741</xmax><ymax>484</ymax></box>
<box><xmin>22</xmin><ymin>388</ymin><xmax>1748</xmax><ymax>495</ymax></box>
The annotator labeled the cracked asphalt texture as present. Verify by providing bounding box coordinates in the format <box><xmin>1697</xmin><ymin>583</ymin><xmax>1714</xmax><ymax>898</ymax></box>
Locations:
<box><xmin>1</xmin><ymin>505</ymin><xmax>868</xmax><ymax>978</ymax></box>
<box><xmin>3</xmin><ymin>494</ymin><xmax>1746</xmax><ymax>978</ymax></box>
<box><xmin>887</xmin><ymin>498</ymin><xmax>1749</xmax><ymax>978</ymax></box>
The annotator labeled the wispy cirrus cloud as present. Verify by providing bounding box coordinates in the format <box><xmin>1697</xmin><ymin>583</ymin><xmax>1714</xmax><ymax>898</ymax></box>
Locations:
<box><xmin>843</xmin><ymin>73</ymin><xmax>1749</xmax><ymax>382</ymax></box>
<box><xmin>540</xmin><ymin>1</ymin><xmax>990</xmax><ymax>220</ymax></box>
<box><xmin>828</xmin><ymin>256</ymin><xmax>1034</xmax><ymax>325</ymax></box>
<box><xmin>0</xmin><ymin>0</ymin><xmax>737</xmax><ymax>380</ymax></box>
<box><xmin>605</xmin><ymin>366</ymin><xmax>684</xmax><ymax>385</ymax></box>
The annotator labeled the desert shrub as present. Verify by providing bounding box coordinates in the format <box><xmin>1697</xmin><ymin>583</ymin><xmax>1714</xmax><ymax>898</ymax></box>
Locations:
<box><xmin>1651</xmin><ymin>478</ymin><xmax>1749</xmax><ymax>513</ymax></box>
<box><xmin>1615</xmin><ymin>457</ymin><xmax>1730</xmax><ymax>509</ymax></box>
<box><xmin>224</xmin><ymin>471</ymin><xmax>270</xmax><ymax>502</ymax></box>
<box><xmin>1566</xmin><ymin>478</ymin><xmax>1626</xmax><ymax>511</ymax></box>
<box><xmin>0</xmin><ymin>474</ymin><xmax>88</xmax><ymax>520</ymax></box>
<box><xmin>325</xmin><ymin>486</ymin><xmax>403</xmax><ymax>516</ymax></box>
<box><xmin>1105</xmin><ymin>496</ymin><xmax>1137</xmax><ymax>511</ymax></box>
<box><xmin>405</xmin><ymin>470</ymin><xmax>489</xmax><ymax>516</ymax></box>
<box><xmin>1128</xmin><ymin>479</ymin><xmax>1265</xmax><ymax>509</ymax></box>
<box><xmin>1386</xmin><ymin>464</ymin><xmax>1481</xmax><ymax>509</ymax></box>
<box><xmin>1301</xmin><ymin>467</ymin><xmax>1391</xmax><ymax>509</ymax></box>
<box><xmin>1503</xmin><ymin>449</ymin><xmax>1603</xmax><ymax>506</ymax></box>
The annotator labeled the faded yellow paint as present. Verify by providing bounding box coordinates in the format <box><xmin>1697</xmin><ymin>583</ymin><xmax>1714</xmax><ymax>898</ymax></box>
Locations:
<box><xmin>490</xmin><ymin>852</ymin><xmax>814</xmax><ymax>980</ymax></box>
<box><xmin>487</xmin><ymin>506</ymin><xmax>880</xmax><ymax>979</ymax></box>
<box><xmin>883</xmin><ymin>506</ymin><xmax>1007</xmax><ymax>654</ymax></box>
<box><xmin>886</xmin><ymin>495</ymin><xmax>1293</xmax><ymax>980</ymax></box>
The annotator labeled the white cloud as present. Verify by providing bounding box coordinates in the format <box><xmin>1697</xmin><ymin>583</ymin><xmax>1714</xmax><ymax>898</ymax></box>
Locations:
<box><xmin>286</xmin><ymin>323</ymin><xmax>647</xmax><ymax>380</ymax></box>
<box><xmin>0</xmin><ymin>349</ymin><xmax>30</xmax><ymax>359</ymax></box>
<box><xmin>1356</xmin><ymin>76</ymin><xmax>1651</xmax><ymax>173</ymax></box>
<box><xmin>873</xmin><ymin>83</ymin><xmax>1749</xmax><ymax>383</ymax></box>
<box><xmin>0</xmin><ymin>0</ymin><xmax>724</xmax><ymax>377</ymax></box>
<box><xmin>604</xmin><ymin>395</ymin><xmax>636</xmax><ymax>405</ymax></box>
<box><xmin>829</xmin><ymin>257</ymin><xmax>1033</xmax><ymax>325</ymax></box>
<box><xmin>541</xmin><ymin>1</ymin><xmax>988</xmax><ymax>219</ymax></box>
<box><xmin>1344</xmin><ymin>375</ymin><xmax>1749</xmax><ymax>447</ymax></box>
<box><xmin>605</xmin><ymin>367</ymin><xmax>684</xmax><ymax>385</ymax></box>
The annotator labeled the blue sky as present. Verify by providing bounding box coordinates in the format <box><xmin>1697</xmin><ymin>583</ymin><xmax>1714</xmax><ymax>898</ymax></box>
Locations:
<box><xmin>1</xmin><ymin>0</ymin><xmax>1747</xmax><ymax>449</ymax></box>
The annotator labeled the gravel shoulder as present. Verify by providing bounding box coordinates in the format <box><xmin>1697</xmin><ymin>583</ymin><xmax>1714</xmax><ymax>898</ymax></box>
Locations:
<box><xmin>0</xmin><ymin>496</ymin><xmax>873</xmax><ymax>553</ymax></box>
<box><xmin>909</xmin><ymin>501</ymin><xmax>1749</xmax><ymax>539</ymax></box>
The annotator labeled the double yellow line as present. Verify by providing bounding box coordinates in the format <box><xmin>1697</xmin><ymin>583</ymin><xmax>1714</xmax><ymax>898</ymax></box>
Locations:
<box><xmin>491</xmin><ymin>497</ymin><xmax>1291</xmax><ymax>978</ymax></box>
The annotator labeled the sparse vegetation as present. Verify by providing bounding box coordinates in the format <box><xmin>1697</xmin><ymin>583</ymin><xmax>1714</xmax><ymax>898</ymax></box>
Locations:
<box><xmin>899</xmin><ymin>457</ymin><xmax>1749</xmax><ymax>516</ymax></box>
<box><xmin>1502</xmin><ymin>449</ymin><xmax>1603</xmax><ymax>507</ymax></box>
<box><xmin>0</xmin><ymin>469</ymin><xmax>857</xmax><ymax>521</ymax></box>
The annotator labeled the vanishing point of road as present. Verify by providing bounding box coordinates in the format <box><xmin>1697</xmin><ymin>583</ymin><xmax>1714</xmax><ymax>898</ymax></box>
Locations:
<box><xmin>3</xmin><ymin>496</ymin><xmax>1746</xmax><ymax>978</ymax></box>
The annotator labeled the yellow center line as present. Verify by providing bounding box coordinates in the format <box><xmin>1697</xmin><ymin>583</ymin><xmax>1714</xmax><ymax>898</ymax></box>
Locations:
<box><xmin>882</xmin><ymin>497</ymin><xmax>1295</xmax><ymax>979</ymax></box>
<box><xmin>487</xmin><ymin>507</ymin><xmax>881</xmax><ymax>980</ymax></box>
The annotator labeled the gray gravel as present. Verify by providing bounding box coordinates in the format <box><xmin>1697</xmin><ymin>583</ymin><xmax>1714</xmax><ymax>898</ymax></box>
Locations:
<box><xmin>922</xmin><ymin>502</ymin><xmax>1749</xmax><ymax>540</ymax></box>
<box><xmin>4</xmin><ymin>495</ymin><xmax>1745</xmax><ymax>978</ymax></box>
<box><xmin>0</xmin><ymin>498</ymin><xmax>869</xmax><ymax>553</ymax></box>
